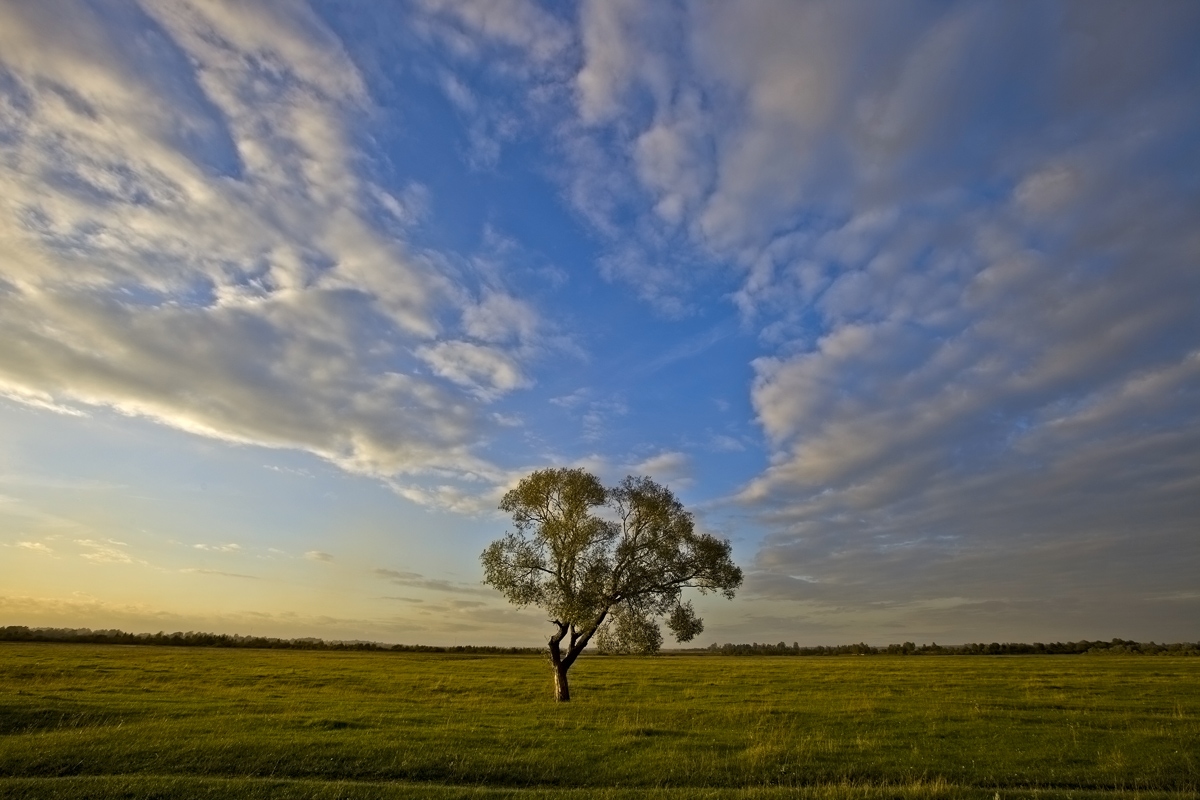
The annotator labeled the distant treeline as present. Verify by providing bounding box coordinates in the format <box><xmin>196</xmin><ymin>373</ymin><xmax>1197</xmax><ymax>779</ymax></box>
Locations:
<box><xmin>4</xmin><ymin>626</ymin><xmax>1197</xmax><ymax>656</ymax></box>
<box><xmin>705</xmin><ymin>639</ymin><xmax>1200</xmax><ymax>656</ymax></box>
<box><xmin>0</xmin><ymin>626</ymin><xmax>540</xmax><ymax>654</ymax></box>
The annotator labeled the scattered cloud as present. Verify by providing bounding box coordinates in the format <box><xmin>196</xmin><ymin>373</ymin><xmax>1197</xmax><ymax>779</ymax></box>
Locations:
<box><xmin>416</xmin><ymin>340</ymin><xmax>530</xmax><ymax>400</ymax></box>
<box><xmin>414</xmin><ymin>0</ymin><xmax>572</xmax><ymax>65</ymax></box>
<box><xmin>581</xmin><ymin>397</ymin><xmax>628</xmax><ymax>443</ymax></box>
<box><xmin>263</xmin><ymin>465</ymin><xmax>314</xmax><ymax>478</ymax></box>
<box><xmin>372</xmin><ymin>567</ymin><xmax>494</xmax><ymax>597</ymax></box>
<box><xmin>389</xmin><ymin>481</ymin><xmax>505</xmax><ymax>517</ymax></box>
<box><xmin>75</xmin><ymin>538</ymin><xmax>135</xmax><ymax>564</ymax></box>
<box><xmin>0</xmin><ymin>386</ymin><xmax>89</xmax><ymax>417</ymax></box>
<box><xmin>371</xmin><ymin>182</ymin><xmax>430</xmax><ymax>228</ymax></box>
<box><xmin>708</xmin><ymin>434</ymin><xmax>745</xmax><ymax>453</ymax></box>
<box><xmin>627</xmin><ymin>451</ymin><xmax>691</xmax><ymax>487</ymax></box>
<box><xmin>193</xmin><ymin>543</ymin><xmax>242</xmax><ymax>553</ymax></box>
<box><xmin>305</xmin><ymin>550</ymin><xmax>334</xmax><ymax>562</ymax></box>
<box><xmin>179</xmin><ymin>568</ymin><xmax>258</xmax><ymax>580</ymax></box>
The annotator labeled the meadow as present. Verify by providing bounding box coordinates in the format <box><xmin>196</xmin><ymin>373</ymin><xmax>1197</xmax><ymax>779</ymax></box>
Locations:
<box><xmin>1</xmin><ymin>643</ymin><xmax>1197</xmax><ymax>799</ymax></box>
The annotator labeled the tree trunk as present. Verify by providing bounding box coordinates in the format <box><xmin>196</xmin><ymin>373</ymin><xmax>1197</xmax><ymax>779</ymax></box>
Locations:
<box><xmin>553</xmin><ymin>660</ymin><xmax>570</xmax><ymax>702</ymax></box>
<box><xmin>548</xmin><ymin>623</ymin><xmax>572</xmax><ymax>702</ymax></box>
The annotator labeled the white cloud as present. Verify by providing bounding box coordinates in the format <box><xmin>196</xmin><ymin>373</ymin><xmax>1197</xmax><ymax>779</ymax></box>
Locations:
<box><xmin>371</xmin><ymin>182</ymin><xmax>430</xmax><ymax>227</ymax></box>
<box><xmin>0</xmin><ymin>385</ymin><xmax>88</xmax><ymax>417</ymax></box>
<box><xmin>0</xmin><ymin>0</ymin><xmax>546</xmax><ymax>507</ymax></box>
<box><xmin>417</xmin><ymin>340</ymin><xmax>530</xmax><ymax>399</ymax></box>
<box><xmin>416</xmin><ymin>0</ymin><xmax>571</xmax><ymax>64</ymax></box>
<box><xmin>633</xmin><ymin>93</ymin><xmax>712</xmax><ymax>226</ymax></box>
<box><xmin>577</xmin><ymin>396</ymin><xmax>628</xmax><ymax>443</ymax></box>
<box><xmin>1013</xmin><ymin>164</ymin><xmax>1082</xmax><ymax>215</ymax></box>
<box><xmin>193</xmin><ymin>543</ymin><xmax>243</xmax><ymax>553</ymax></box>
<box><xmin>627</xmin><ymin>450</ymin><xmax>691</xmax><ymax>486</ymax></box>
<box><xmin>305</xmin><ymin>550</ymin><xmax>334</xmax><ymax>562</ymax></box>
<box><xmin>75</xmin><ymin>538</ymin><xmax>134</xmax><ymax>564</ymax></box>
<box><xmin>549</xmin><ymin>389</ymin><xmax>588</xmax><ymax>409</ymax></box>
<box><xmin>708</xmin><ymin>434</ymin><xmax>745</xmax><ymax>453</ymax></box>
<box><xmin>462</xmin><ymin>292</ymin><xmax>538</xmax><ymax>344</ymax></box>
<box><xmin>439</xmin><ymin>70</ymin><xmax>478</xmax><ymax>113</ymax></box>
<box><xmin>575</xmin><ymin>0</ymin><xmax>643</xmax><ymax>124</ymax></box>
<box><xmin>596</xmin><ymin>247</ymin><xmax>694</xmax><ymax>318</ymax></box>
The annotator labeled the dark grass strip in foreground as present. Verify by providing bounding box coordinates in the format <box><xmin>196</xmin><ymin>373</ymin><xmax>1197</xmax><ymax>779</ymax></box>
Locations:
<box><xmin>5</xmin><ymin>776</ymin><xmax>1199</xmax><ymax>800</ymax></box>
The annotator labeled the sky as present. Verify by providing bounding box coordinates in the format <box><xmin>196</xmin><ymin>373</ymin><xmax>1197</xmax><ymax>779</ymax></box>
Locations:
<box><xmin>1</xmin><ymin>0</ymin><xmax>1198</xmax><ymax>648</ymax></box>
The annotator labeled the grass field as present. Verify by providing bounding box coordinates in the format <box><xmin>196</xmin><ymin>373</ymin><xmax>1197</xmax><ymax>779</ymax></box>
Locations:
<box><xmin>1</xmin><ymin>643</ymin><xmax>1197</xmax><ymax>799</ymax></box>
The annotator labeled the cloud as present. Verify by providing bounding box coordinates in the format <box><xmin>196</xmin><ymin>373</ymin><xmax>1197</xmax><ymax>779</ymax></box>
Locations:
<box><xmin>263</xmin><ymin>465</ymin><xmax>314</xmax><ymax>478</ymax></box>
<box><xmin>305</xmin><ymin>550</ymin><xmax>334</xmax><ymax>562</ymax></box>
<box><xmin>0</xmin><ymin>386</ymin><xmax>89</xmax><ymax>417</ymax></box>
<box><xmin>580</xmin><ymin>397</ymin><xmax>628</xmax><ymax>443</ymax></box>
<box><xmin>462</xmin><ymin>292</ymin><xmax>539</xmax><ymax>344</ymax></box>
<box><xmin>531</xmin><ymin>1</ymin><xmax>1200</xmax><ymax>636</ymax></box>
<box><xmin>389</xmin><ymin>480</ymin><xmax>507</xmax><ymax>517</ymax></box>
<box><xmin>627</xmin><ymin>451</ymin><xmax>691</xmax><ymax>486</ymax></box>
<box><xmin>371</xmin><ymin>182</ymin><xmax>430</xmax><ymax>227</ymax></box>
<box><xmin>596</xmin><ymin>246</ymin><xmax>695</xmax><ymax>318</ymax></box>
<box><xmin>545</xmin><ymin>388</ymin><xmax>629</xmax><ymax>444</ymax></box>
<box><xmin>372</xmin><ymin>567</ymin><xmax>495</xmax><ymax>597</ymax></box>
<box><xmin>575</xmin><ymin>0</ymin><xmax>645</xmax><ymax>124</ymax></box>
<box><xmin>633</xmin><ymin>93</ymin><xmax>713</xmax><ymax>226</ymax></box>
<box><xmin>708</xmin><ymin>434</ymin><xmax>745</xmax><ymax>453</ymax></box>
<box><xmin>549</xmin><ymin>389</ymin><xmax>588</xmax><ymax>409</ymax></box>
<box><xmin>179</xmin><ymin>568</ymin><xmax>257</xmax><ymax>580</ymax></box>
<box><xmin>415</xmin><ymin>0</ymin><xmax>571</xmax><ymax>64</ymax></box>
<box><xmin>0</xmin><ymin>0</ymin><xmax>546</xmax><ymax>507</ymax></box>
<box><xmin>75</xmin><ymin>538</ymin><xmax>135</xmax><ymax>564</ymax></box>
<box><xmin>417</xmin><ymin>340</ymin><xmax>530</xmax><ymax>399</ymax></box>
<box><xmin>193</xmin><ymin>543</ymin><xmax>242</xmax><ymax>553</ymax></box>
<box><xmin>3</xmin><ymin>0</ymin><xmax>1198</xmax><ymax>644</ymax></box>
<box><xmin>15</xmin><ymin>541</ymin><xmax>55</xmax><ymax>555</ymax></box>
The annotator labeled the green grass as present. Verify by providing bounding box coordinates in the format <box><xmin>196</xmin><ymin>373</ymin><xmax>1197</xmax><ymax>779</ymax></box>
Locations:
<box><xmin>1</xmin><ymin>644</ymin><xmax>1197</xmax><ymax>798</ymax></box>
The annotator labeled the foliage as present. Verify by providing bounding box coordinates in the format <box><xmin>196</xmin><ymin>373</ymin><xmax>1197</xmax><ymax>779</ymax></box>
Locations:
<box><xmin>0</xmin><ymin>626</ymin><xmax>539</xmax><ymax>654</ymax></box>
<box><xmin>1</xmin><ymin>643</ymin><xmax>1198</xmax><ymax>798</ymax></box>
<box><xmin>481</xmin><ymin>468</ymin><xmax>742</xmax><ymax>698</ymax></box>
<box><xmin>703</xmin><ymin>638</ymin><xmax>1200</xmax><ymax>657</ymax></box>
<box><xmin>4</xmin><ymin>627</ymin><xmax>1195</xmax><ymax>659</ymax></box>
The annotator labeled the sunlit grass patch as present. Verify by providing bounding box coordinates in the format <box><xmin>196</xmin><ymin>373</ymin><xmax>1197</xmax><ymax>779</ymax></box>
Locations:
<box><xmin>1</xmin><ymin>644</ymin><xmax>1197</xmax><ymax>798</ymax></box>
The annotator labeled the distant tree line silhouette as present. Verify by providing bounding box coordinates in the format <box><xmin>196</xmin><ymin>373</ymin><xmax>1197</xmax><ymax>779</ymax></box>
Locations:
<box><xmin>705</xmin><ymin>639</ymin><xmax>1200</xmax><ymax>656</ymax></box>
<box><xmin>3</xmin><ymin>626</ymin><xmax>1196</xmax><ymax>656</ymax></box>
<box><xmin>0</xmin><ymin>626</ymin><xmax>539</xmax><ymax>654</ymax></box>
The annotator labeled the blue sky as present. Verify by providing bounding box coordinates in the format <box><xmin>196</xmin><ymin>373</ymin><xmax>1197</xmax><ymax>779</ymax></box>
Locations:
<box><xmin>1</xmin><ymin>0</ymin><xmax>1198</xmax><ymax>646</ymax></box>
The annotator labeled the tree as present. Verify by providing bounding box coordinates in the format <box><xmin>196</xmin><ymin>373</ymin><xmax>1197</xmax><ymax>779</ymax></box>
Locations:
<box><xmin>481</xmin><ymin>467</ymin><xmax>742</xmax><ymax>701</ymax></box>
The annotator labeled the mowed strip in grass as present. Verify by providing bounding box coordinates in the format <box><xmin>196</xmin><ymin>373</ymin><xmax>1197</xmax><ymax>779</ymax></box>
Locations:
<box><xmin>1</xmin><ymin>643</ymin><xmax>1197</xmax><ymax>799</ymax></box>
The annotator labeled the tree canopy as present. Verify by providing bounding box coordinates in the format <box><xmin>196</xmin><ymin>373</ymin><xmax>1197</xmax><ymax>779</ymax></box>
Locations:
<box><xmin>481</xmin><ymin>467</ymin><xmax>742</xmax><ymax>700</ymax></box>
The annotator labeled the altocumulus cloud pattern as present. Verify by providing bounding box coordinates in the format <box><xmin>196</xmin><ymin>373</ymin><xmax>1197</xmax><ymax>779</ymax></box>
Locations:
<box><xmin>0</xmin><ymin>0</ymin><xmax>1197</xmax><ymax>645</ymax></box>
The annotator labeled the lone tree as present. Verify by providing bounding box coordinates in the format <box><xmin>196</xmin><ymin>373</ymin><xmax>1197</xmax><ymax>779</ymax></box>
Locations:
<box><xmin>481</xmin><ymin>467</ymin><xmax>742</xmax><ymax>701</ymax></box>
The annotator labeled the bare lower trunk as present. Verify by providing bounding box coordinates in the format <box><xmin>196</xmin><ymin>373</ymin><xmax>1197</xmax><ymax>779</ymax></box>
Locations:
<box><xmin>553</xmin><ymin>661</ymin><xmax>570</xmax><ymax>702</ymax></box>
<box><xmin>549</xmin><ymin>624</ymin><xmax>571</xmax><ymax>702</ymax></box>
<box><xmin>548</xmin><ymin>613</ymin><xmax>608</xmax><ymax>702</ymax></box>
